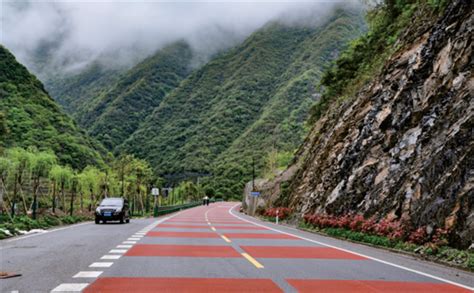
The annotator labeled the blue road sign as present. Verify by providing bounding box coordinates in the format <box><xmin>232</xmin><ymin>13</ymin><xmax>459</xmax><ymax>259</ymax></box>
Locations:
<box><xmin>251</xmin><ymin>191</ymin><xmax>260</xmax><ymax>197</ymax></box>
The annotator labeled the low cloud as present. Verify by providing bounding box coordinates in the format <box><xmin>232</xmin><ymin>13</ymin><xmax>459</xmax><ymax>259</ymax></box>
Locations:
<box><xmin>2</xmin><ymin>1</ymin><xmax>361</xmax><ymax>75</ymax></box>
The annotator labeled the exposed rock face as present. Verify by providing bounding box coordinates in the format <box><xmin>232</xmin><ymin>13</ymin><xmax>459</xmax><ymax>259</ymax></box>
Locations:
<box><xmin>270</xmin><ymin>0</ymin><xmax>473</xmax><ymax>248</ymax></box>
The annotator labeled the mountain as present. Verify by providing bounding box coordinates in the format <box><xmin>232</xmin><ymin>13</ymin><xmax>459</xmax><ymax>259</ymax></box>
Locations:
<box><xmin>0</xmin><ymin>45</ymin><xmax>106</xmax><ymax>169</ymax></box>
<box><xmin>252</xmin><ymin>0</ymin><xmax>473</xmax><ymax>247</ymax></box>
<box><xmin>120</xmin><ymin>9</ymin><xmax>365</xmax><ymax>197</ymax></box>
<box><xmin>46</xmin><ymin>42</ymin><xmax>194</xmax><ymax>150</ymax></box>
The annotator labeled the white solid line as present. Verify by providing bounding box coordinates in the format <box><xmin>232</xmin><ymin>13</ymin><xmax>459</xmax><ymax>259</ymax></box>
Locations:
<box><xmin>89</xmin><ymin>262</ymin><xmax>113</xmax><ymax>268</ymax></box>
<box><xmin>101</xmin><ymin>255</ymin><xmax>121</xmax><ymax>260</ymax></box>
<box><xmin>229</xmin><ymin>204</ymin><xmax>474</xmax><ymax>291</ymax></box>
<box><xmin>109</xmin><ymin>249</ymin><xmax>127</xmax><ymax>253</ymax></box>
<box><xmin>4</xmin><ymin>222</ymin><xmax>91</xmax><ymax>243</ymax></box>
<box><xmin>117</xmin><ymin>245</ymin><xmax>132</xmax><ymax>248</ymax></box>
<box><xmin>73</xmin><ymin>271</ymin><xmax>102</xmax><ymax>278</ymax></box>
<box><xmin>123</xmin><ymin>241</ymin><xmax>136</xmax><ymax>244</ymax></box>
<box><xmin>51</xmin><ymin>283</ymin><xmax>89</xmax><ymax>292</ymax></box>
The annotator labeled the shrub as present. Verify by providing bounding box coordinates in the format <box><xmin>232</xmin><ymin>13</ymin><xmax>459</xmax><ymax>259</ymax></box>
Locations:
<box><xmin>262</xmin><ymin>207</ymin><xmax>292</xmax><ymax>220</ymax></box>
<box><xmin>408</xmin><ymin>227</ymin><xmax>428</xmax><ymax>245</ymax></box>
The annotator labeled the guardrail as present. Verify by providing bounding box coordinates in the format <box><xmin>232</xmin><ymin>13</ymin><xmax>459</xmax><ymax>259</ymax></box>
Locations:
<box><xmin>154</xmin><ymin>202</ymin><xmax>201</xmax><ymax>217</ymax></box>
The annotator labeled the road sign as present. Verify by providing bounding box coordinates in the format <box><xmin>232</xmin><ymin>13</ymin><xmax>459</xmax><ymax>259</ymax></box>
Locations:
<box><xmin>152</xmin><ymin>188</ymin><xmax>159</xmax><ymax>196</ymax></box>
<box><xmin>251</xmin><ymin>191</ymin><xmax>260</xmax><ymax>197</ymax></box>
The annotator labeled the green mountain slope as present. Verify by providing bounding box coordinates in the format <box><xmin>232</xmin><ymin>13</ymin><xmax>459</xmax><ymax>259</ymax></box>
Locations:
<box><xmin>0</xmin><ymin>45</ymin><xmax>106</xmax><ymax>169</ymax></box>
<box><xmin>120</xmin><ymin>9</ymin><xmax>365</xmax><ymax>197</ymax></box>
<box><xmin>45</xmin><ymin>63</ymin><xmax>123</xmax><ymax>123</ymax></box>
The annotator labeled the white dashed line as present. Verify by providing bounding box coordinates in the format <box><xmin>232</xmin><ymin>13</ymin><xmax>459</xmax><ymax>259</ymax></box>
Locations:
<box><xmin>101</xmin><ymin>255</ymin><xmax>121</xmax><ymax>260</ymax></box>
<box><xmin>127</xmin><ymin>237</ymin><xmax>140</xmax><ymax>241</ymax></box>
<box><xmin>117</xmin><ymin>244</ymin><xmax>132</xmax><ymax>248</ymax></box>
<box><xmin>51</xmin><ymin>283</ymin><xmax>89</xmax><ymax>292</ymax></box>
<box><xmin>109</xmin><ymin>249</ymin><xmax>127</xmax><ymax>254</ymax></box>
<box><xmin>123</xmin><ymin>241</ymin><xmax>136</xmax><ymax>244</ymax></box>
<box><xmin>89</xmin><ymin>262</ymin><xmax>113</xmax><ymax>268</ymax></box>
<box><xmin>73</xmin><ymin>271</ymin><xmax>103</xmax><ymax>278</ymax></box>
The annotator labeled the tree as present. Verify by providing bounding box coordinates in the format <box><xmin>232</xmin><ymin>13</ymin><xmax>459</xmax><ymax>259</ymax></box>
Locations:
<box><xmin>0</xmin><ymin>156</ymin><xmax>11</xmax><ymax>217</ymax></box>
<box><xmin>77</xmin><ymin>166</ymin><xmax>100</xmax><ymax>211</ymax></box>
<box><xmin>7</xmin><ymin>147</ymin><xmax>31</xmax><ymax>216</ymax></box>
<box><xmin>49</xmin><ymin>165</ymin><xmax>73</xmax><ymax>212</ymax></box>
<box><xmin>30</xmin><ymin>151</ymin><xmax>56</xmax><ymax>219</ymax></box>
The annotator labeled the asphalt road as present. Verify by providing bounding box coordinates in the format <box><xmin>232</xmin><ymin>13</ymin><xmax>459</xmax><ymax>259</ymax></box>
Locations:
<box><xmin>1</xmin><ymin>202</ymin><xmax>473</xmax><ymax>292</ymax></box>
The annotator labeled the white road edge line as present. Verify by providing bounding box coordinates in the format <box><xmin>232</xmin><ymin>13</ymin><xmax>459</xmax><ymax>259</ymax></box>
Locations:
<box><xmin>228</xmin><ymin>203</ymin><xmax>474</xmax><ymax>291</ymax></box>
<box><xmin>4</xmin><ymin>222</ymin><xmax>91</xmax><ymax>243</ymax></box>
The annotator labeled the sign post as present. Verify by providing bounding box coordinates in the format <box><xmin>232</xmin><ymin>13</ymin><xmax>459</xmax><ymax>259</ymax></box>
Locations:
<box><xmin>152</xmin><ymin>188</ymin><xmax>159</xmax><ymax>217</ymax></box>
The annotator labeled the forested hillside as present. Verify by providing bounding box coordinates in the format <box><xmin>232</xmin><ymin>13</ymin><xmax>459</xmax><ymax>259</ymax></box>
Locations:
<box><xmin>46</xmin><ymin>42</ymin><xmax>194</xmax><ymax>150</ymax></box>
<box><xmin>0</xmin><ymin>46</ymin><xmax>106</xmax><ymax>169</ymax></box>
<box><xmin>121</xmin><ymin>9</ymin><xmax>365</xmax><ymax>197</ymax></box>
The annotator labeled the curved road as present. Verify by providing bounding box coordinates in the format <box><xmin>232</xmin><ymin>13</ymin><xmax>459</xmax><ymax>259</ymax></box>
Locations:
<box><xmin>1</xmin><ymin>202</ymin><xmax>473</xmax><ymax>292</ymax></box>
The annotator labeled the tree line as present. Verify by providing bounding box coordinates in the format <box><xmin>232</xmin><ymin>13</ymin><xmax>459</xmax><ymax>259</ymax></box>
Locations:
<box><xmin>0</xmin><ymin>147</ymin><xmax>206</xmax><ymax>221</ymax></box>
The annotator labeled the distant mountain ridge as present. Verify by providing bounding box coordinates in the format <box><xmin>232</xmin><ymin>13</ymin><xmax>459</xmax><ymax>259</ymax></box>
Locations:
<box><xmin>40</xmin><ymin>8</ymin><xmax>365</xmax><ymax>197</ymax></box>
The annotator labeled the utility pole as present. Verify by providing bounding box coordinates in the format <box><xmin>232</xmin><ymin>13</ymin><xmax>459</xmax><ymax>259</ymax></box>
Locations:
<box><xmin>252</xmin><ymin>157</ymin><xmax>255</xmax><ymax>191</ymax></box>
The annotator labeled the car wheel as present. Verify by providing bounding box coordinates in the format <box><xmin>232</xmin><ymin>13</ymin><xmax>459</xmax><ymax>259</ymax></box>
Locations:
<box><xmin>120</xmin><ymin>216</ymin><xmax>124</xmax><ymax>224</ymax></box>
<box><xmin>102</xmin><ymin>220</ymin><xmax>107</xmax><ymax>224</ymax></box>
<box><xmin>95</xmin><ymin>218</ymin><xmax>100</xmax><ymax>224</ymax></box>
<box><xmin>126</xmin><ymin>218</ymin><xmax>130</xmax><ymax>223</ymax></box>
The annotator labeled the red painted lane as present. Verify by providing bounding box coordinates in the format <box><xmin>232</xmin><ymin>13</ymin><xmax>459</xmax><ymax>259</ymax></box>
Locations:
<box><xmin>146</xmin><ymin>231</ymin><xmax>219</xmax><ymax>238</ymax></box>
<box><xmin>286</xmin><ymin>279</ymin><xmax>470</xmax><ymax>293</ymax></box>
<box><xmin>125</xmin><ymin>244</ymin><xmax>241</xmax><ymax>257</ymax></box>
<box><xmin>224</xmin><ymin>233</ymin><xmax>297</xmax><ymax>239</ymax></box>
<box><xmin>214</xmin><ymin>226</ymin><xmax>267</xmax><ymax>230</ymax></box>
<box><xmin>241</xmin><ymin>246</ymin><xmax>366</xmax><ymax>260</ymax></box>
<box><xmin>157</xmin><ymin>224</ymin><xmax>211</xmax><ymax>229</ymax></box>
<box><xmin>84</xmin><ymin>277</ymin><xmax>283</xmax><ymax>293</ymax></box>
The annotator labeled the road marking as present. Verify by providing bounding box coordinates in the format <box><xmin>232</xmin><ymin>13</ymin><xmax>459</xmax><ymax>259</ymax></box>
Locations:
<box><xmin>221</xmin><ymin>235</ymin><xmax>231</xmax><ymax>243</ymax></box>
<box><xmin>123</xmin><ymin>241</ymin><xmax>136</xmax><ymax>244</ymax></box>
<box><xmin>4</xmin><ymin>222</ymin><xmax>91</xmax><ymax>243</ymax></box>
<box><xmin>51</xmin><ymin>283</ymin><xmax>89</xmax><ymax>292</ymax></box>
<box><xmin>242</xmin><ymin>252</ymin><xmax>264</xmax><ymax>269</ymax></box>
<box><xmin>73</xmin><ymin>271</ymin><xmax>102</xmax><ymax>278</ymax></box>
<box><xmin>117</xmin><ymin>245</ymin><xmax>132</xmax><ymax>248</ymax></box>
<box><xmin>89</xmin><ymin>262</ymin><xmax>113</xmax><ymax>268</ymax></box>
<box><xmin>229</xmin><ymin>204</ymin><xmax>474</xmax><ymax>291</ymax></box>
<box><xmin>101</xmin><ymin>255</ymin><xmax>121</xmax><ymax>260</ymax></box>
<box><xmin>132</xmin><ymin>235</ymin><xmax>143</xmax><ymax>238</ymax></box>
<box><xmin>128</xmin><ymin>237</ymin><xmax>141</xmax><ymax>241</ymax></box>
<box><xmin>211</xmin><ymin>227</ymin><xmax>217</xmax><ymax>231</ymax></box>
<box><xmin>109</xmin><ymin>249</ymin><xmax>127</xmax><ymax>253</ymax></box>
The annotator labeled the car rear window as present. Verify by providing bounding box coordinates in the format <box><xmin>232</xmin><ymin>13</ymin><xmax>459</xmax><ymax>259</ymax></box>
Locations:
<box><xmin>100</xmin><ymin>198</ymin><xmax>123</xmax><ymax>206</ymax></box>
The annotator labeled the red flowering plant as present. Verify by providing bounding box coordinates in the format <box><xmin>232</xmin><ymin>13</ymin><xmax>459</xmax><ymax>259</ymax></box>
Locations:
<box><xmin>262</xmin><ymin>207</ymin><xmax>292</xmax><ymax>220</ymax></box>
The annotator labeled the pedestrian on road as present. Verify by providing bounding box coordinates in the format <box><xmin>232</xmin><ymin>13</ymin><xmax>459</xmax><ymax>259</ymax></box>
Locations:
<box><xmin>203</xmin><ymin>196</ymin><xmax>209</xmax><ymax>206</ymax></box>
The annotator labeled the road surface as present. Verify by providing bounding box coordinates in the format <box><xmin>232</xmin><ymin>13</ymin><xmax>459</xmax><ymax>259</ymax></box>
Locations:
<box><xmin>1</xmin><ymin>202</ymin><xmax>473</xmax><ymax>292</ymax></box>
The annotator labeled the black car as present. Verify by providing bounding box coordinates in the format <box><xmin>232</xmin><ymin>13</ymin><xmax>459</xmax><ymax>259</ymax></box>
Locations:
<box><xmin>95</xmin><ymin>197</ymin><xmax>130</xmax><ymax>224</ymax></box>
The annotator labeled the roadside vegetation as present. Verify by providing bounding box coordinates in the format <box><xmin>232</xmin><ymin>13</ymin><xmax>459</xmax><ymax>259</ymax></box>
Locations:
<box><xmin>0</xmin><ymin>147</ymin><xmax>208</xmax><ymax>239</ymax></box>
<box><xmin>258</xmin><ymin>207</ymin><xmax>473</xmax><ymax>271</ymax></box>
<box><xmin>308</xmin><ymin>0</ymin><xmax>448</xmax><ymax>124</ymax></box>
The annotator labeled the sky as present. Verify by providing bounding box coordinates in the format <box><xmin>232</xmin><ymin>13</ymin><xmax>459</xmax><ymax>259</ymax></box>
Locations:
<box><xmin>1</xmin><ymin>0</ymin><xmax>361</xmax><ymax>75</ymax></box>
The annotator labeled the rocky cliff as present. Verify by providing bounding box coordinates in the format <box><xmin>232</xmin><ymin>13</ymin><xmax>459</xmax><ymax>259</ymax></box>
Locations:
<box><xmin>259</xmin><ymin>0</ymin><xmax>473</xmax><ymax>248</ymax></box>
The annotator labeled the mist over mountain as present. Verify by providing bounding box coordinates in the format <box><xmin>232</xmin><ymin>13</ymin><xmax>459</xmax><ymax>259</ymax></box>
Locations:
<box><xmin>3</xmin><ymin>1</ymin><xmax>362</xmax><ymax>76</ymax></box>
